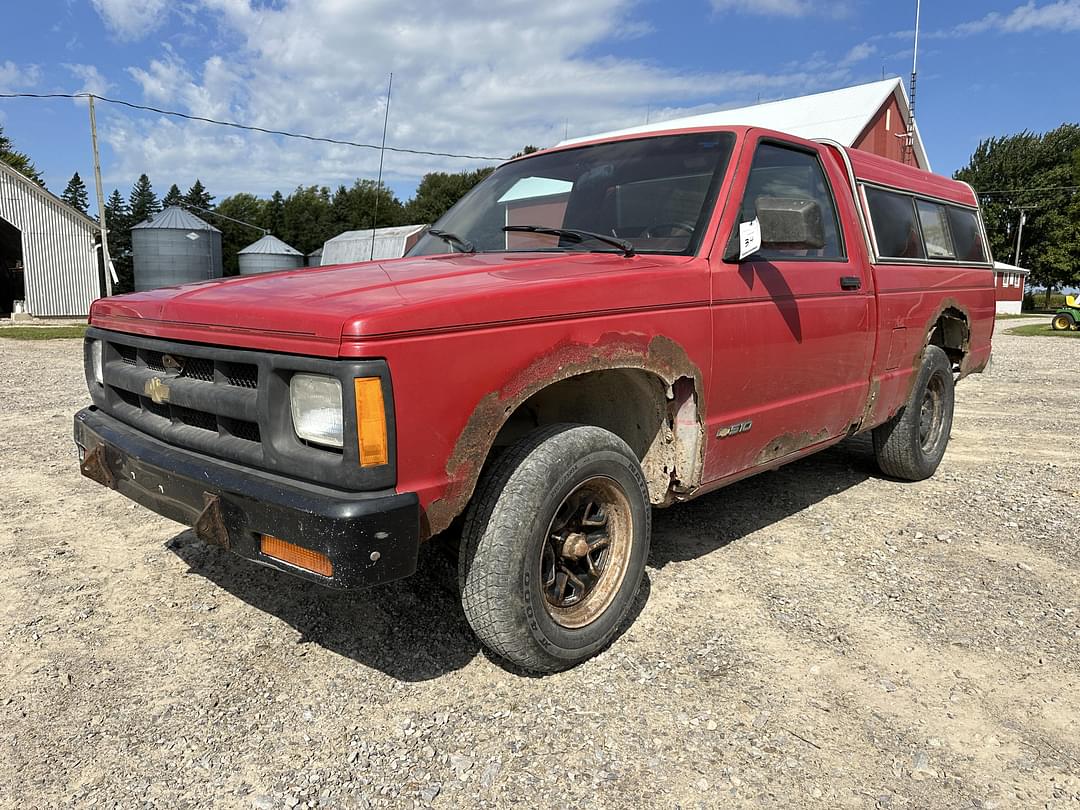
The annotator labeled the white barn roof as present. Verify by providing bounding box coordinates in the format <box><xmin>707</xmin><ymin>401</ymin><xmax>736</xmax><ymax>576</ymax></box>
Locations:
<box><xmin>993</xmin><ymin>260</ymin><xmax>1030</xmax><ymax>276</ymax></box>
<box><xmin>560</xmin><ymin>78</ymin><xmax>930</xmax><ymax>171</ymax></box>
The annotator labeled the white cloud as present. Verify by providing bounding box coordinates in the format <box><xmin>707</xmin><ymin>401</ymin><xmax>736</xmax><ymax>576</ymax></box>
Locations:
<box><xmin>64</xmin><ymin>64</ymin><xmax>112</xmax><ymax>97</ymax></box>
<box><xmin>709</xmin><ymin>0</ymin><xmax>852</xmax><ymax>17</ymax></box>
<box><xmin>956</xmin><ymin>0</ymin><xmax>1080</xmax><ymax>34</ymax></box>
<box><xmin>90</xmin><ymin>0</ymin><xmax>169</xmax><ymax>41</ymax></box>
<box><xmin>0</xmin><ymin>61</ymin><xmax>40</xmax><ymax>93</ymax></box>
<box><xmin>711</xmin><ymin>0</ymin><xmax>812</xmax><ymax>15</ymax></box>
<box><xmin>840</xmin><ymin>42</ymin><xmax>876</xmax><ymax>65</ymax></box>
<box><xmin>100</xmin><ymin>0</ymin><xmax>874</xmax><ymax>197</ymax></box>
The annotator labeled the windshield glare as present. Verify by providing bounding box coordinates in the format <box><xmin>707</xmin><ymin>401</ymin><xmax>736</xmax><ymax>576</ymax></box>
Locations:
<box><xmin>408</xmin><ymin>132</ymin><xmax>735</xmax><ymax>258</ymax></box>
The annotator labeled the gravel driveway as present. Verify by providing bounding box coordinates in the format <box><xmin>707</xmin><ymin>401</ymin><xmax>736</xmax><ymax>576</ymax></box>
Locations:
<box><xmin>1</xmin><ymin>321</ymin><xmax>1078</xmax><ymax>809</ymax></box>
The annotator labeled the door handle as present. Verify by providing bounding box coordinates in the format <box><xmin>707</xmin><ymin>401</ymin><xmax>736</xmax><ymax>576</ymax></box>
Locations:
<box><xmin>840</xmin><ymin>276</ymin><xmax>862</xmax><ymax>290</ymax></box>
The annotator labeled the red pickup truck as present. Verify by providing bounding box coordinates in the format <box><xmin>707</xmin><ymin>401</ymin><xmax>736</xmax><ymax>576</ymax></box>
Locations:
<box><xmin>76</xmin><ymin>125</ymin><xmax>994</xmax><ymax>672</ymax></box>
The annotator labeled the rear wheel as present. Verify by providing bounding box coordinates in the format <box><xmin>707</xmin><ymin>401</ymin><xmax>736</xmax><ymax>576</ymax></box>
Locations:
<box><xmin>872</xmin><ymin>345</ymin><xmax>955</xmax><ymax>481</ymax></box>
<box><xmin>1052</xmin><ymin>313</ymin><xmax>1075</xmax><ymax>331</ymax></box>
<box><xmin>459</xmin><ymin>424</ymin><xmax>650</xmax><ymax>673</ymax></box>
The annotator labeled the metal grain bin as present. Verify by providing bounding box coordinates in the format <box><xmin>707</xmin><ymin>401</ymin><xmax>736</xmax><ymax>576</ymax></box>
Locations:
<box><xmin>307</xmin><ymin>247</ymin><xmax>322</xmax><ymax>267</ymax></box>
<box><xmin>131</xmin><ymin>206</ymin><xmax>223</xmax><ymax>292</ymax></box>
<box><xmin>237</xmin><ymin>234</ymin><xmax>304</xmax><ymax>276</ymax></box>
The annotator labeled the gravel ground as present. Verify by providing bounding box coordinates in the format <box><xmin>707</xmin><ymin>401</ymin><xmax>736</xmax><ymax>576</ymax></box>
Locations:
<box><xmin>1</xmin><ymin>321</ymin><xmax>1078</xmax><ymax>809</ymax></box>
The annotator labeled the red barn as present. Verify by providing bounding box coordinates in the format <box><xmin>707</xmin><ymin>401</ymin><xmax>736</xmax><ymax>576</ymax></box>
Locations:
<box><xmin>561</xmin><ymin>78</ymin><xmax>930</xmax><ymax>170</ymax></box>
<box><xmin>992</xmin><ymin>261</ymin><xmax>1029</xmax><ymax>314</ymax></box>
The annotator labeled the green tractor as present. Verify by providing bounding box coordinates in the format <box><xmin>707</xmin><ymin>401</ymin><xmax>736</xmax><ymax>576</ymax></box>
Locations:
<box><xmin>1052</xmin><ymin>295</ymin><xmax>1080</xmax><ymax>331</ymax></box>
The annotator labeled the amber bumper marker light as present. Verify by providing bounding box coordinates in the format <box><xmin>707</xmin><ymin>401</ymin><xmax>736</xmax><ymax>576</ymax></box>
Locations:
<box><xmin>260</xmin><ymin>535</ymin><xmax>333</xmax><ymax>577</ymax></box>
<box><xmin>354</xmin><ymin>377</ymin><xmax>388</xmax><ymax>466</ymax></box>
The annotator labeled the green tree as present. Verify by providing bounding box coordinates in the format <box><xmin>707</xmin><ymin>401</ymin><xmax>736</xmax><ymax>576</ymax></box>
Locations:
<box><xmin>215</xmin><ymin>193</ymin><xmax>270</xmax><ymax>276</ymax></box>
<box><xmin>162</xmin><ymin>184</ymin><xmax>183</xmax><ymax>208</ymax></box>
<box><xmin>403</xmin><ymin>167</ymin><xmax>494</xmax><ymax>224</ymax></box>
<box><xmin>105</xmin><ymin>189</ymin><xmax>134</xmax><ymax>293</ymax></box>
<box><xmin>266</xmin><ymin>190</ymin><xmax>285</xmax><ymax>237</ymax></box>
<box><xmin>330</xmin><ymin>179</ymin><xmax>406</xmax><ymax>234</ymax></box>
<box><xmin>184</xmin><ymin>179</ymin><xmax>214</xmax><ymax>212</ymax></box>
<box><xmin>61</xmin><ymin>171</ymin><xmax>90</xmax><ymax>215</ymax></box>
<box><xmin>955</xmin><ymin>124</ymin><xmax>1080</xmax><ymax>305</ymax></box>
<box><xmin>0</xmin><ymin>124</ymin><xmax>45</xmax><ymax>187</ymax></box>
<box><xmin>128</xmin><ymin>174</ymin><xmax>160</xmax><ymax>226</ymax></box>
<box><xmin>281</xmin><ymin>185</ymin><xmax>335</xmax><ymax>255</ymax></box>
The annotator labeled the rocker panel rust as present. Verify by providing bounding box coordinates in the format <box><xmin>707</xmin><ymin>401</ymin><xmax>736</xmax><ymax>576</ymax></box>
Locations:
<box><xmin>422</xmin><ymin>333</ymin><xmax>703</xmax><ymax>540</ymax></box>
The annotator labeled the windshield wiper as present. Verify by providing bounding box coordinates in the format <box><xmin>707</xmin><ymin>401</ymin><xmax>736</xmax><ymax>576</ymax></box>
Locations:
<box><xmin>502</xmin><ymin>225</ymin><xmax>635</xmax><ymax>257</ymax></box>
<box><xmin>427</xmin><ymin>228</ymin><xmax>475</xmax><ymax>253</ymax></box>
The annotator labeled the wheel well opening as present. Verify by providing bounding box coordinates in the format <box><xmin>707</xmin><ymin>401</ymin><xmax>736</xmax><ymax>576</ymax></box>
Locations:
<box><xmin>928</xmin><ymin>307</ymin><xmax>969</xmax><ymax>368</ymax></box>
<box><xmin>492</xmin><ymin>368</ymin><xmax>703</xmax><ymax>505</ymax></box>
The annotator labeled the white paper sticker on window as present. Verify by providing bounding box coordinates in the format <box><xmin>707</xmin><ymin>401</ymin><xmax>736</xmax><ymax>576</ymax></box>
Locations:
<box><xmin>739</xmin><ymin>218</ymin><xmax>761</xmax><ymax>260</ymax></box>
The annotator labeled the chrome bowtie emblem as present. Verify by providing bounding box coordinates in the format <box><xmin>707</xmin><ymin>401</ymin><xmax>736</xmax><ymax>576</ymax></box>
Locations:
<box><xmin>144</xmin><ymin>377</ymin><xmax>171</xmax><ymax>405</ymax></box>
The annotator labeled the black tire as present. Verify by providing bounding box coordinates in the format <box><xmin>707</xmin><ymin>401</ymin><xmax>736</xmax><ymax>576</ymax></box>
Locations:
<box><xmin>458</xmin><ymin>424</ymin><xmax>650</xmax><ymax>673</ymax></box>
<box><xmin>872</xmin><ymin>345</ymin><xmax>955</xmax><ymax>481</ymax></box>
<box><xmin>1052</xmin><ymin>313</ymin><xmax>1075</xmax><ymax>331</ymax></box>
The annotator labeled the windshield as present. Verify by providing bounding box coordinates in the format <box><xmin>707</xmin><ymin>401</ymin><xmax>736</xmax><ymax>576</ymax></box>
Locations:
<box><xmin>408</xmin><ymin>132</ymin><xmax>735</xmax><ymax>258</ymax></box>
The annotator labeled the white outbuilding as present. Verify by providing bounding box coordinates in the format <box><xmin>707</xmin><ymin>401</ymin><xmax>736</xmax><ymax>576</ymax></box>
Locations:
<box><xmin>319</xmin><ymin>224</ymin><xmax>427</xmax><ymax>266</ymax></box>
<box><xmin>0</xmin><ymin>161</ymin><xmax>101</xmax><ymax>318</ymax></box>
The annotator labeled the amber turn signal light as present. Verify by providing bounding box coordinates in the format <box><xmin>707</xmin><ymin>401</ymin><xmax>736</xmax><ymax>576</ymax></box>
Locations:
<box><xmin>260</xmin><ymin>534</ymin><xmax>333</xmax><ymax>577</ymax></box>
<box><xmin>354</xmin><ymin>377</ymin><xmax>389</xmax><ymax>466</ymax></box>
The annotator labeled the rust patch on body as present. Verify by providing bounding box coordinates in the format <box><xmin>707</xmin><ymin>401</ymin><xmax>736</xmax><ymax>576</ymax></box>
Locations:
<box><xmin>754</xmin><ymin>429</ymin><xmax>830</xmax><ymax>467</ymax></box>
<box><xmin>194</xmin><ymin>493</ymin><xmax>230</xmax><ymax>549</ymax></box>
<box><xmin>80</xmin><ymin>444</ymin><xmax>114</xmax><ymax>489</ymax></box>
<box><xmin>422</xmin><ymin>333</ymin><xmax>703</xmax><ymax>540</ymax></box>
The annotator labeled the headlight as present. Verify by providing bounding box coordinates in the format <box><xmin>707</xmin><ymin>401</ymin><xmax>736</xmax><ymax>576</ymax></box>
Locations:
<box><xmin>90</xmin><ymin>339</ymin><xmax>103</xmax><ymax>386</ymax></box>
<box><xmin>290</xmin><ymin>373</ymin><xmax>343</xmax><ymax>449</ymax></box>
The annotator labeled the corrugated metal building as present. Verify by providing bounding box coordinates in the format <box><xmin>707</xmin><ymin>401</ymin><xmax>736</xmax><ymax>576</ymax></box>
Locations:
<box><xmin>0</xmin><ymin>160</ymin><xmax>101</xmax><ymax>317</ymax></box>
<box><xmin>320</xmin><ymin>224</ymin><xmax>427</xmax><ymax>266</ymax></box>
<box><xmin>561</xmin><ymin>78</ymin><xmax>931</xmax><ymax>170</ymax></box>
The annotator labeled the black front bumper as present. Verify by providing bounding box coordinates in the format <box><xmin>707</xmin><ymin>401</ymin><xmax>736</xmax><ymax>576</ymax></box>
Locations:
<box><xmin>74</xmin><ymin>407</ymin><xmax>420</xmax><ymax>589</ymax></box>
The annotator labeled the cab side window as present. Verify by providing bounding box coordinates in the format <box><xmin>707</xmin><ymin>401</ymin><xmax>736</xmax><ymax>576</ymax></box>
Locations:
<box><xmin>739</xmin><ymin>143</ymin><xmax>844</xmax><ymax>259</ymax></box>
<box><xmin>865</xmin><ymin>187</ymin><xmax>925</xmax><ymax>260</ymax></box>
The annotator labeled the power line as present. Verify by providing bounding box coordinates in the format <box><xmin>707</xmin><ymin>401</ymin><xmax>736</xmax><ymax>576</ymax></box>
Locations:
<box><xmin>0</xmin><ymin>91</ymin><xmax>511</xmax><ymax>162</ymax></box>
<box><xmin>975</xmin><ymin>185</ymin><xmax>1080</xmax><ymax>197</ymax></box>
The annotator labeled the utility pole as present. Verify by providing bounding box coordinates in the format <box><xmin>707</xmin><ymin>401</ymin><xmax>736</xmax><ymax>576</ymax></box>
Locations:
<box><xmin>1014</xmin><ymin>207</ymin><xmax>1030</xmax><ymax>266</ymax></box>
<box><xmin>88</xmin><ymin>94</ymin><xmax>114</xmax><ymax>296</ymax></box>
<box><xmin>370</xmin><ymin>72</ymin><xmax>393</xmax><ymax>261</ymax></box>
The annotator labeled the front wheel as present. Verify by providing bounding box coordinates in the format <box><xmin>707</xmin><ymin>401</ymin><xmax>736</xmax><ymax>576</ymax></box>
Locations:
<box><xmin>872</xmin><ymin>345</ymin><xmax>955</xmax><ymax>481</ymax></box>
<box><xmin>458</xmin><ymin>424</ymin><xmax>650</xmax><ymax>673</ymax></box>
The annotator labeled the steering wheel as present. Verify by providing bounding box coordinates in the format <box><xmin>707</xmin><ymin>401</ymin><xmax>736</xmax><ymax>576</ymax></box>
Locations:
<box><xmin>642</xmin><ymin>221</ymin><xmax>696</xmax><ymax>239</ymax></box>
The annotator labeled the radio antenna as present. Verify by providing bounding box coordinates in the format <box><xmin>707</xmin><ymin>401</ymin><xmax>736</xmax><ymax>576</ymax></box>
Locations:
<box><xmin>907</xmin><ymin>0</ymin><xmax>921</xmax><ymax>165</ymax></box>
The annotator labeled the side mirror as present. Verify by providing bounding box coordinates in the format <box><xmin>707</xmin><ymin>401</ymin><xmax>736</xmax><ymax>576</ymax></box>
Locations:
<box><xmin>722</xmin><ymin>197</ymin><xmax>827</xmax><ymax>262</ymax></box>
<box><xmin>756</xmin><ymin>196</ymin><xmax>825</xmax><ymax>251</ymax></box>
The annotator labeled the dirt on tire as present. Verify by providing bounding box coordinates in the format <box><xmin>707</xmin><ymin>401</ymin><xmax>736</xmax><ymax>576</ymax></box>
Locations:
<box><xmin>1</xmin><ymin>319</ymin><xmax>1078</xmax><ymax>808</ymax></box>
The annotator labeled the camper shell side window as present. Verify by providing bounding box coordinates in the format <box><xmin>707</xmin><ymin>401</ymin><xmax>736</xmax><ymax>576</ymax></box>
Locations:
<box><xmin>860</xmin><ymin>182</ymin><xmax>990</xmax><ymax>266</ymax></box>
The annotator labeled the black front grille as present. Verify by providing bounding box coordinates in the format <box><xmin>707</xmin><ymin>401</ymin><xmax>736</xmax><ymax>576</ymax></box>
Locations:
<box><xmin>220</xmin><ymin>361</ymin><xmax>258</xmax><ymax>388</ymax></box>
<box><xmin>101</xmin><ymin>338</ymin><xmax>264</xmax><ymax>467</ymax></box>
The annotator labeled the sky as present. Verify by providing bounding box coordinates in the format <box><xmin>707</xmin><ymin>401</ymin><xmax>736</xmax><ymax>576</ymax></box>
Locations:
<box><xmin>1</xmin><ymin>0</ymin><xmax>1078</xmax><ymax>214</ymax></box>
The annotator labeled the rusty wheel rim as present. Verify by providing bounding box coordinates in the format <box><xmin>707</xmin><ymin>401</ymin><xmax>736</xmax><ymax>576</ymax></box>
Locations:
<box><xmin>918</xmin><ymin>373</ymin><xmax>946</xmax><ymax>453</ymax></box>
<box><xmin>540</xmin><ymin>476</ymin><xmax>633</xmax><ymax>629</ymax></box>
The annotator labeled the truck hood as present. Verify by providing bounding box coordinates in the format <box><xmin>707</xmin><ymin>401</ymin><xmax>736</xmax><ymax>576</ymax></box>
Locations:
<box><xmin>91</xmin><ymin>252</ymin><xmax>698</xmax><ymax>355</ymax></box>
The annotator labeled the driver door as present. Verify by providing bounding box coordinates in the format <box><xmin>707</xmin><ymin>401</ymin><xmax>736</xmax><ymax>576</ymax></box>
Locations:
<box><xmin>704</xmin><ymin>135</ymin><xmax>875</xmax><ymax>482</ymax></box>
